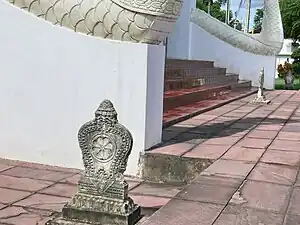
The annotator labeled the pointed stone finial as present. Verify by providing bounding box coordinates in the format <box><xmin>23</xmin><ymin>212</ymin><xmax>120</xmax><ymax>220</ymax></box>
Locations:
<box><xmin>251</xmin><ymin>67</ymin><xmax>271</xmax><ymax>104</ymax></box>
<box><xmin>46</xmin><ymin>100</ymin><xmax>141</xmax><ymax>225</ymax></box>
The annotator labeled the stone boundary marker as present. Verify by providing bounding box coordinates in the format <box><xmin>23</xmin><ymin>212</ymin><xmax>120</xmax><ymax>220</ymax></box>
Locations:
<box><xmin>46</xmin><ymin>100</ymin><xmax>141</xmax><ymax>225</ymax></box>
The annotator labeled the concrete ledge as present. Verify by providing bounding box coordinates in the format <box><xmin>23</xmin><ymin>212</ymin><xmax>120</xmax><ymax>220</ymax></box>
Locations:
<box><xmin>139</xmin><ymin>153</ymin><xmax>214</xmax><ymax>184</ymax></box>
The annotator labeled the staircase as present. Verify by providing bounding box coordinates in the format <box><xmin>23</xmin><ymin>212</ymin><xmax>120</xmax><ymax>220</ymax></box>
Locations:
<box><xmin>163</xmin><ymin>58</ymin><xmax>254</xmax><ymax>126</ymax></box>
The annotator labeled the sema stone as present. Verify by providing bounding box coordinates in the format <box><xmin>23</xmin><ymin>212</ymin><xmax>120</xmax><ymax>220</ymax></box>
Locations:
<box><xmin>46</xmin><ymin>100</ymin><xmax>141</xmax><ymax>225</ymax></box>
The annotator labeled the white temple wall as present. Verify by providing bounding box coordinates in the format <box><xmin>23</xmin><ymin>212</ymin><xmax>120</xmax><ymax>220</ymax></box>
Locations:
<box><xmin>0</xmin><ymin>1</ymin><xmax>165</xmax><ymax>176</ymax></box>
<box><xmin>166</xmin><ymin>0</ymin><xmax>195</xmax><ymax>59</ymax></box>
<box><xmin>189</xmin><ymin>23</ymin><xmax>276</xmax><ymax>89</ymax></box>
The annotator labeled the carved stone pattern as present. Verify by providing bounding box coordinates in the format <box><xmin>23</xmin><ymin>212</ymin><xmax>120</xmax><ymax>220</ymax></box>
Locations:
<box><xmin>7</xmin><ymin>0</ymin><xmax>182</xmax><ymax>44</ymax></box>
<box><xmin>78</xmin><ymin>122</ymin><xmax>132</xmax><ymax>177</ymax></box>
<box><xmin>68</xmin><ymin>194</ymin><xmax>135</xmax><ymax>215</ymax></box>
<box><xmin>190</xmin><ymin>0</ymin><xmax>284</xmax><ymax>56</ymax></box>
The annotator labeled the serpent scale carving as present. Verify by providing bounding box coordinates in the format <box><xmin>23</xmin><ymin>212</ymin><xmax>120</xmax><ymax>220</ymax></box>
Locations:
<box><xmin>7</xmin><ymin>0</ymin><xmax>182</xmax><ymax>44</ymax></box>
<box><xmin>191</xmin><ymin>0</ymin><xmax>284</xmax><ymax>56</ymax></box>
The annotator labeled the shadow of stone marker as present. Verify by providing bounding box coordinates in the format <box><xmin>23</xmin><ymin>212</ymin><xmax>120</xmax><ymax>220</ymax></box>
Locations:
<box><xmin>46</xmin><ymin>100</ymin><xmax>141</xmax><ymax>225</ymax></box>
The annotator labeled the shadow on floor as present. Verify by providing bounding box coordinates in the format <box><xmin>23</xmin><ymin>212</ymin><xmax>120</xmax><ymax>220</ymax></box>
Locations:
<box><xmin>148</xmin><ymin>117</ymin><xmax>297</xmax><ymax>150</ymax></box>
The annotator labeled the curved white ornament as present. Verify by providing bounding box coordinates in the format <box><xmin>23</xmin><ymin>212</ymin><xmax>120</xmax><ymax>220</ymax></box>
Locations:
<box><xmin>7</xmin><ymin>0</ymin><xmax>182</xmax><ymax>44</ymax></box>
<box><xmin>190</xmin><ymin>0</ymin><xmax>284</xmax><ymax>56</ymax></box>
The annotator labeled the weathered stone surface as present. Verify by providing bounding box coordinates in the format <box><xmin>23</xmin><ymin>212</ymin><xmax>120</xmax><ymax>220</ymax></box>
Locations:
<box><xmin>46</xmin><ymin>100</ymin><xmax>141</xmax><ymax>225</ymax></box>
<box><xmin>251</xmin><ymin>68</ymin><xmax>271</xmax><ymax>104</ymax></box>
<box><xmin>139</xmin><ymin>152</ymin><xmax>214</xmax><ymax>184</ymax></box>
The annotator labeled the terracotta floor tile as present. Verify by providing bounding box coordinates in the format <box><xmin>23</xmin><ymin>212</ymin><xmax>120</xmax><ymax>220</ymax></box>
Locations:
<box><xmin>0</xmin><ymin>203</ymin><xmax>6</xmax><ymax>210</ymax></box>
<box><xmin>0</xmin><ymin>206</ymin><xmax>52</xmax><ymax>225</ymax></box>
<box><xmin>214</xmin><ymin>205</ymin><xmax>284</xmax><ymax>225</ymax></box>
<box><xmin>277</xmin><ymin>131</ymin><xmax>300</xmax><ymax>141</ymax></box>
<box><xmin>229</xmin><ymin>123</ymin><xmax>256</xmax><ymax>130</ymax></box>
<box><xmin>248</xmin><ymin>162</ymin><xmax>298</xmax><ymax>185</ymax></box>
<box><xmin>0</xmin><ymin>175</ymin><xmax>53</xmax><ymax>192</ymax></box>
<box><xmin>269</xmin><ymin>140</ymin><xmax>300</xmax><ymax>152</ymax></box>
<box><xmin>176</xmin><ymin>183</ymin><xmax>236</xmax><ymax>204</ymax></box>
<box><xmin>141</xmin><ymin>199</ymin><xmax>224</xmax><ymax>225</ymax></box>
<box><xmin>0</xmin><ymin>164</ymin><xmax>13</xmax><ymax>173</ymax></box>
<box><xmin>59</xmin><ymin>173</ymin><xmax>81</xmax><ymax>185</ymax></box>
<box><xmin>162</xmin><ymin>130</ymin><xmax>181</xmax><ymax>141</ymax></box>
<box><xmin>287</xmin><ymin>187</ymin><xmax>300</xmax><ymax>216</ymax></box>
<box><xmin>183</xmin><ymin>144</ymin><xmax>230</xmax><ymax>159</ymax></box>
<box><xmin>194</xmin><ymin>175</ymin><xmax>243</xmax><ymax>188</ymax></box>
<box><xmin>0</xmin><ymin>158</ymin><xmax>24</xmax><ymax>166</ymax></box>
<box><xmin>256</xmin><ymin>124</ymin><xmax>283</xmax><ymax>131</ymax></box>
<box><xmin>296</xmin><ymin>173</ymin><xmax>300</xmax><ymax>187</ymax></box>
<box><xmin>129</xmin><ymin>195</ymin><xmax>170</xmax><ymax>209</ymax></box>
<box><xmin>174</xmin><ymin>132</ymin><xmax>206</xmax><ymax>145</ymax></box>
<box><xmin>150</xmin><ymin>142</ymin><xmax>194</xmax><ymax>156</ymax></box>
<box><xmin>202</xmin><ymin>159</ymin><xmax>255</xmax><ymax>179</ymax></box>
<box><xmin>261</xmin><ymin>150</ymin><xmax>300</xmax><ymax>167</ymax></box>
<box><xmin>203</xmin><ymin>136</ymin><xmax>241</xmax><ymax>146</ymax></box>
<box><xmin>284</xmin><ymin>214</ymin><xmax>300</xmax><ymax>225</ymax></box>
<box><xmin>217</xmin><ymin>129</ymin><xmax>249</xmax><ymax>137</ymax></box>
<box><xmin>232</xmin><ymin>180</ymin><xmax>292</xmax><ymax>213</ymax></box>
<box><xmin>2</xmin><ymin>166</ymin><xmax>75</xmax><ymax>182</ymax></box>
<box><xmin>0</xmin><ymin>188</ymin><xmax>31</xmax><ymax>204</ymax></box>
<box><xmin>39</xmin><ymin>183</ymin><xmax>77</xmax><ymax>198</ymax></box>
<box><xmin>130</xmin><ymin>183</ymin><xmax>184</xmax><ymax>198</ymax></box>
<box><xmin>246</xmin><ymin>130</ymin><xmax>278</xmax><ymax>139</ymax></box>
<box><xmin>235</xmin><ymin>138</ymin><xmax>272</xmax><ymax>149</ymax></box>
<box><xmin>192</xmin><ymin>114</ymin><xmax>217</xmax><ymax>121</ymax></box>
<box><xmin>223</xmin><ymin>112</ymin><xmax>245</xmax><ymax>118</ymax></box>
<box><xmin>21</xmin><ymin>162</ymin><xmax>81</xmax><ymax>173</ymax></box>
<box><xmin>14</xmin><ymin>193</ymin><xmax>70</xmax><ymax>211</ymax></box>
<box><xmin>177</xmin><ymin>119</ymin><xmax>209</xmax><ymax>126</ymax></box>
<box><xmin>126</xmin><ymin>180</ymin><xmax>142</xmax><ymax>191</ymax></box>
<box><xmin>222</xmin><ymin>146</ymin><xmax>265</xmax><ymax>162</ymax></box>
<box><xmin>282</xmin><ymin>125</ymin><xmax>300</xmax><ymax>132</ymax></box>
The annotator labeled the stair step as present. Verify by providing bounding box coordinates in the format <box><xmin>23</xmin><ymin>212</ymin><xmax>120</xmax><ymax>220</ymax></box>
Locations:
<box><xmin>163</xmin><ymin>87</ymin><xmax>257</xmax><ymax>127</ymax></box>
<box><xmin>232</xmin><ymin>80</ymin><xmax>252</xmax><ymax>89</ymax></box>
<box><xmin>164</xmin><ymin>84</ymin><xmax>232</xmax><ymax>112</ymax></box>
<box><xmin>165</xmin><ymin>67</ymin><xmax>226</xmax><ymax>79</ymax></box>
<box><xmin>166</xmin><ymin>58</ymin><xmax>214</xmax><ymax>70</ymax></box>
<box><xmin>165</xmin><ymin>74</ymin><xmax>239</xmax><ymax>91</ymax></box>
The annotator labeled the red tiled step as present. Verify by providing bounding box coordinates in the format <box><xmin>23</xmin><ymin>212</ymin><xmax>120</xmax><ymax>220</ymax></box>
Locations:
<box><xmin>164</xmin><ymin>84</ymin><xmax>233</xmax><ymax>112</ymax></box>
<box><xmin>163</xmin><ymin>87</ymin><xmax>257</xmax><ymax>127</ymax></box>
<box><xmin>164</xmin><ymin>74</ymin><xmax>239</xmax><ymax>91</ymax></box>
<box><xmin>165</xmin><ymin>58</ymin><xmax>214</xmax><ymax>70</ymax></box>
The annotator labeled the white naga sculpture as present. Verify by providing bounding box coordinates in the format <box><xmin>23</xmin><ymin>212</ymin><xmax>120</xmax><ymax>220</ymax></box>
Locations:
<box><xmin>191</xmin><ymin>0</ymin><xmax>283</xmax><ymax>56</ymax></box>
<box><xmin>7</xmin><ymin>0</ymin><xmax>182</xmax><ymax>44</ymax></box>
<box><xmin>6</xmin><ymin>0</ymin><xmax>283</xmax><ymax>53</ymax></box>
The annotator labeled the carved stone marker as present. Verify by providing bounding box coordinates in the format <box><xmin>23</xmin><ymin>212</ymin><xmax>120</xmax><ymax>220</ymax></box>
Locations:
<box><xmin>251</xmin><ymin>67</ymin><xmax>270</xmax><ymax>104</ymax></box>
<box><xmin>46</xmin><ymin>100</ymin><xmax>141</xmax><ymax>225</ymax></box>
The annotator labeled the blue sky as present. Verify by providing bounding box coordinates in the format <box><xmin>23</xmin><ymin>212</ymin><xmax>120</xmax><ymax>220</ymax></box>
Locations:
<box><xmin>221</xmin><ymin>0</ymin><xmax>264</xmax><ymax>27</ymax></box>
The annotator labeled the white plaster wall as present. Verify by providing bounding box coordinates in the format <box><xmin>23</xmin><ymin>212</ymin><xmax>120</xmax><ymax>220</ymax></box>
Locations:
<box><xmin>167</xmin><ymin>0</ymin><xmax>196</xmax><ymax>59</ymax></box>
<box><xmin>0</xmin><ymin>1</ymin><xmax>165</xmax><ymax>175</ymax></box>
<box><xmin>190</xmin><ymin>23</ymin><xmax>276</xmax><ymax>89</ymax></box>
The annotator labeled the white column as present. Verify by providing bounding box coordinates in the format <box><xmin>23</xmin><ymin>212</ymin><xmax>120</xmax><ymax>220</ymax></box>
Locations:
<box><xmin>167</xmin><ymin>0</ymin><xmax>196</xmax><ymax>59</ymax></box>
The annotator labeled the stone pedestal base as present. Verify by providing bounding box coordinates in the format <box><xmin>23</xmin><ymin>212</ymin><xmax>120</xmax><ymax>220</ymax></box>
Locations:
<box><xmin>46</xmin><ymin>204</ymin><xmax>141</xmax><ymax>225</ymax></box>
<box><xmin>251</xmin><ymin>95</ymin><xmax>271</xmax><ymax>104</ymax></box>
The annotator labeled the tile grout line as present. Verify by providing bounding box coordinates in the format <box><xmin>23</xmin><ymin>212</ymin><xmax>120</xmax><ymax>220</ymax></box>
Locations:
<box><xmin>209</xmin><ymin>91</ymin><xmax>299</xmax><ymax>225</ymax></box>
<box><xmin>0</xmin><ymin>171</ymin><xmax>81</xmax><ymax>213</ymax></box>
<box><xmin>179</xmin><ymin>91</ymin><xmax>282</xmax><ymax>157</ymax></box>
<box><xmin>281</xmin><ymin>106</ymin><xmax>300</xmax><ymax>223</ymax></box>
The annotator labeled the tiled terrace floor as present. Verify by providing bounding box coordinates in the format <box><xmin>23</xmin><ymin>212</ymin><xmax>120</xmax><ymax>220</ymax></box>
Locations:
<box><xmin>1</xmin><ymin>90</ymin><xmax>300</xmax><ymax>225</ymax></box>
<box><xmin>142</xmin><ymin>90</ymin><xmax>300</xmax><ymax>225</ymax></box>
<box><xmin>0</xmin><ymin>158</ymin><xmax>185</xmax><ymax>224</ymax></box>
